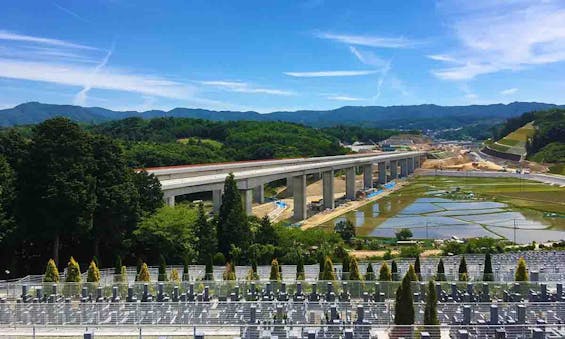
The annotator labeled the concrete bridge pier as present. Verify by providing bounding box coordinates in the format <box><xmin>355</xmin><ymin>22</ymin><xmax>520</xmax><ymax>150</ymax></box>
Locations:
<box><xmin>166</xmin><ymin>196</ymin><xmax>175</xmax><ymax>207</ymax></box>
<box><xmin>253</xmin><ymin>184</ymin><xmax>264</xmax><ymax>204</ymax></box>
<box><xmin>389</xmin><ymin>160</ymin><xmax>398</xmax><ymax>180</ymax></box>
<box><xmin>240</xmin><ymin>189</ymin><xmax>253</xmax><ymax>215</ymax></box>
<box><xmin>322</xmin><ymin>170</ymin><xmax>335</xmax><ymax>209</ymax></box>
<box><xmin>212</xmin><ymin>189</ymin><xmax>223</xmax><ymax>213</ymax></box>
<box><xmin>408</xmin><ymin>157</ymin><xmax>415</xmax><ymax>174</ymax></box>
<box><xmin>377</xmin><ymin>162</ymin><xmax>387</xmax><ymax>185</ymax></box>
<box><xmin>345</xmin><ymin>167</ymin><xmax>356</xmax><ymax>200</ymax></box>
<box><xmin>293</xmin><ymin>175</ymin><xmax>307</xmax><ymax>220</ymax></box>
<box><xmin>363</xmin><ymin>164</ymin><xmax>373</xmax><ymax>189</ymax></box>
<box><xmin>400</xmin><ymin>159</ymin><xmax>408</xmax><ymax>178</ymax></box>
<box><xmin>414</xmin><ymin>156</ymin><xmax>420</xmax><ymax>169</ymax></box>
<box><xmin>286</xmin><ymin>177</ymin><xmax>293</xmax><ymax>196</ymax></box>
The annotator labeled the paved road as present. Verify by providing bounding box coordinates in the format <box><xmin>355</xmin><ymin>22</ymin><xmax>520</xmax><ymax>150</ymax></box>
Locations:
<box><xmin>418</xmin><ymin>169</ymin><xmax>565</xmax><ymax>187</ymax></box>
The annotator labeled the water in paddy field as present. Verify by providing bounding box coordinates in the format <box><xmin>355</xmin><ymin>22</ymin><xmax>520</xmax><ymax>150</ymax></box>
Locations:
<box><xmin>323</xmin><ymin>190</ymin><xmax>565</xmax><ymax>244</ymax></box>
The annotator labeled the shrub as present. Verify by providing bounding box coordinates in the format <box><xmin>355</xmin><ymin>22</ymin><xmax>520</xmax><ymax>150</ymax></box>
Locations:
<box><xmin>170</xmin><ymin>268</ymin><xmax>180</xmax><ymax>282</ymax></box>
<box><xmin>391</xmin><ymin>260</ymin><xmax>399</xmax><ymax>280</ymax></box>
<box><xmin>406</xmin><ymin>264</ymin><xmax>418</xmax><ymax>281</ymax></box>
<box><xmin>213</xmin><ymin>252</ymin><xmax>226</xmax><ymax>266</ymax></box>
<box><xmin>65</xmin><ymin>257</ymin><xmax>81</xmax><ymax>283</ymax></box>
<box><xmin>270</xmin><ymin>258</ymin><xmax>281</xmax><ymax>281</ymax></box>
<box><xmin>378</xmin><ymin>262</ymin><xmax>392</xmax><ymax>281</ymax></box>
<box><xmin>296</xmin><ymin>257</ymin><xmax>305</xmax><ymax>280</ymax></box>
<box><xmin>365</xmin><ymin>262</ymin><xmax>375</xmax><ymax>281</ymax></box>
<box><xmin>86</xmin><ymin>260</ymin><xmax>100</xmax><ymax>283</ymax></box>
<box><xmin>348</xmin><ymin>255</ymin><xmax>363</xmax><ymax>281</ymax></box>
<box><xmin>114</xmin><ymin>256</ymin><xmax>122</xmax><ymax>275</ymax></box>
<box><xmin>458</xmin><ymin>256</ymin><xmax>468</xmax><ymax>281</ymax></box>
<box><xmin>158</xmin><ymin>255</ymin><xmax>168</xmax><ymax>282</ymax></box>
<box><xmin>320</xmin><ymin>256</ymin><xmax>336</xmax><ymax>280</ymax></box>
<box><xmin>43</xmin><ymin>259</ymin><xmax>60</xmax><ymax>283</ymax></box>
<box><xmin>395</xmin><ymin>228</ymin><xmax>413</xmax><ymax>241</ymax></box>
<box><xmin>515</xmin><ymin>257</ymin><xmax>529</xmax><ymax>281</ymax></box>
<box><xmin>223</xmin><ymin>262</ymin><xmax>236</xmax><ymax>280</ymax></box>
<box><xmin>414</xmin><ymin>255</ymin><xmax>421</xmax><ymax>280</ymax></box>
<box><xmin>435</xmin><ymin>258</ymin><xmax>446</xmax><ymax>281</ymax></box>
<box><xmin>182</xmin><ymin>258</ymin><xmax>190</xmax><ymax>281</ymax></box>
<box><xmin>205</xmin><ymin>260</ymin><xmax>213</xmax><ymax>280</ymax></box>
<box><xmin>483</xmin><ymin>252</ymin><xmax>494</xmax><ymax>281</ymax></box>
<box><xmin>138</xmin><ymin>263</ymin><xmax>151</xmax><ymax>282</ymax></box>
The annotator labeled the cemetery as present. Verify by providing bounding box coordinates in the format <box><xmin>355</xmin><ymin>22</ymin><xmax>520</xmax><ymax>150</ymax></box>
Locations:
<box><xmin>1</xmin><ymin>251</ymin><xmax>565</xmax><ymax>338</ymax></box>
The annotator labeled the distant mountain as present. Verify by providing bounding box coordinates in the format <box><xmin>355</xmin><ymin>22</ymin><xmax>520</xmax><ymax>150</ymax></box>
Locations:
<box><xmin>0</xmin><ymin>101</ymin><xmax>562</xmax><ymax>129</ymax></box>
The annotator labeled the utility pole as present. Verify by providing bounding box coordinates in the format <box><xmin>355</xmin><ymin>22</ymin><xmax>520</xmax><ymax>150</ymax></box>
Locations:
<box><xmin>513</xmin><ymin>219</ymin><xmax>517</xmax><ymax>245</ymax></box>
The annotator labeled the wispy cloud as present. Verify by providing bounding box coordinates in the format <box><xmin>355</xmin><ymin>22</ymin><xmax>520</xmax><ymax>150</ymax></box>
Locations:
<box><xmin>431</xmin><ymin>1</ymin><xmax>565</xmax><ymax>80</ymax></box>
<box><xmin>326</xmin><ymin>95</ymin><xmax>365</xmax><ymax>101</ymax></box>
<box><xmin>316</xmin><ymin>32</ymin><xmax>416</xmax><ymax>48</ymax></box>
<box><xmin>200</xmin><ymin>80</ymin><xmax>294</xmax><ymax>96</ymax></box>
<box><xmin>74</xmin><ymin>44</ymin><xmax>114</xmax><ymax>105</ymax></box>
<box><xmin>500</xmin><ymin>88</ymin><xmax>518</xmax><ymax>96</ymax></box>
<box><xmin>284</xmin><ymin>70</ymin><xmax>379</xmax><ymax>77</ymax></box>
<box><xmin>373</xmin><ymin>61</ymin><xmax>392</xmax><ymax>101</ymax></box>
<box><xmin>349</xmin><ymin>46</ymin><xmax>388</xmax><ymax>67</ymax></box>
<box><xmin>0</xmin><ymin>30</ymin><xmax>98</xmax><ymax>50</ymax></box>
<box><xmin>53</xmin><ymin>2</ymin><xmax>90</xmax><ymax>23</ymax></box>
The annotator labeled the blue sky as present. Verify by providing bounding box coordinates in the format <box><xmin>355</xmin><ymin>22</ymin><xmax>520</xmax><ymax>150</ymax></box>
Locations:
<box><xmin>0</xmin><ymin>0</ymin><xmax>564</xmax><ymax>112</ymax></box>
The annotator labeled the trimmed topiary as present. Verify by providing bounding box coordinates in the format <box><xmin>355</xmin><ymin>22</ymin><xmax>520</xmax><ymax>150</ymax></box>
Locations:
<box><xmin>270</xmin><ymin>258</ymin><xmax>281</xmax><ymax>281</ymax></box>
<box><xmin>515</xmin><ymin>257</ymin><xmax>529</xmax><ymax>281</ymax></box>
<box><xmin>158</xmin><ymin>255</ymin><xmax>168</xmax><ymax>282</ymax></box>
<box><xmin>138</xmin><ymin>263</ymin><xmax>151</xmax><ymax>282</ymax></box>
<box><xmin>86</xmin><ymin>260</ymin><xmax>100</xmax><ymax>283</ymax></box>
<box><xmin>43</xmin><ymin>259</ymin><xmax>60</xmax><ymax>283</ymax></box>
<box><xmin>223</xmin><ymin>262</ymin><xmax>236</xmax><ymax>280</ymax></box>
<box><xmin>320</xmin><ymin>256</ymin><xmax>336</xmax><ymax>281</ymax></box>
<box><xmin>170</xmin><ymin>268</ymin><xmax>180</xmax><ymax>282</ymax></box>
<box><xmin>365</xmin><ymin>262</ymin><xmax>375</xmax><ymax>281</ymax></box>
<box><xmin>378</xmin><ymin>262</ymin><xmax>392</xmax><ymax>281</ymax></box>
<box><xmin>65</xmin><ymin>257</ymin><xmax>81</xmax><ymax>283</ymax></box>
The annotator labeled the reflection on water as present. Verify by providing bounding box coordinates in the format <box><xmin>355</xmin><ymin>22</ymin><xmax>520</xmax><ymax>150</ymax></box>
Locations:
<box><xmin>321</xmin><ymin>194</ymin><xmax>565</xmax><ymax>244</ymax></box>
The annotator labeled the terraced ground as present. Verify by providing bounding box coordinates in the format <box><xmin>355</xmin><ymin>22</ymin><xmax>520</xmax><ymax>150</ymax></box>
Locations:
<box><xmin>488</xmin><ymin>122</ymin><xmax>536</xmax><ymax>156</ymax></box>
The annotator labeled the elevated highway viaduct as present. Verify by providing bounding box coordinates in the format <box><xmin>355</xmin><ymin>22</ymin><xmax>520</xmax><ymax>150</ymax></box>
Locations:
<box><xmin>145</xmin><ymin>151</ymin><xmax>427</xmax><ymax>221</ymax></box>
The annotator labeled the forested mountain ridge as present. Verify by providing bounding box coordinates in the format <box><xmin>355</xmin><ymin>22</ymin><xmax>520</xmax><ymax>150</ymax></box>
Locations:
<box><xmin>1</xmin><ymin>101</ymin><xmax>561</xmax><ymax>130</ymax></box>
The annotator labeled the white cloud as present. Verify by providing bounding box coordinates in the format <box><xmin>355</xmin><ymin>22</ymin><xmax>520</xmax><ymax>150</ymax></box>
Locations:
<box><xmin>284</xmin><ymin>70</ymin><xmax>378</xmax><ymax>77</ymax></box>
<box><xmin>349</xmin><ymin>46</ymin><xmax>388</xmax><ymax>67</ymax></box>
<box><xmin>316</xmin><ymin>32</ymin><xmax>415</xmax><ymax>48</ymax></box>
<box><xmin>326</xmin><ymin>95</ymin><xmax>365</xmax><ymax>101</ymax></box>
<box><xmin>0</xmin><ymin>58</ymin><xmax>195</xmax><ymax>99</ymax></box>
<box><xmin>200</xmin><ymin>80</ymin><xmax>294</xmax><ymax>96</ymax></box>
<box><xmin>0</xmin><ymin>30</ymin><xmax>97</xmax><ymax>50</ymax></box>
<box><xmin>500</xmin><ymin>88</ymin><xmax>518</xmax><ymax>96</ymax></box>
<box><xmin>431</xmin><ymin>1</ymin><xmax>565</xmax><ymax>80</ymax></box>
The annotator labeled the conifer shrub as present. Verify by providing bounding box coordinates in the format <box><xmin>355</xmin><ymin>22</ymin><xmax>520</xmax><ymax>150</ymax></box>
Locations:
<box><xmin>43</xmin><ymin>259</ymin><xmax>60</xmax><ymax>283</ymax></box>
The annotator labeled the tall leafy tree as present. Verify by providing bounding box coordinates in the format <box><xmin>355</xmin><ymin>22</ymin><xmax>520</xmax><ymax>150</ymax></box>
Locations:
<box><xmin>216</xmin><ymin>173</ymin><xmax>251</xmax><ymax>256</ymax></box>
<box><xmin>394</xmin><ymin>273</ymin><xmax>415</xmax><ymax>325</ymax></box>
<box><xmin>133</xmin><ymin>170</ymin><xmax>163</xmax><ymax>214</ymax></box>
<box><xmin>483</xmin><ymin>252</ymin><xmax>494</xmax><ymax>281</ymax></box>
<box><xmin>0</xmin><ymin>156</ymin><xmax>15</xmax><ymax>244</ymax></box>
<box><xmin>18</xmin><ymin>118</ymin><xmax>96</xmax><ymax>265</ymax></box>
<box><xmin>196</xmin><ymin>202</ymin><xmax>217</xmax><ymax>264</ymax></box>
<box><xmin>91</xmin><ymin>135</ymin><xmax>140</xmax><ymax>261</ymax></box>
<box><xmin>256</xmin><ymin>215</ymin><xmax>278</xmax><ymax>245</ymax></box>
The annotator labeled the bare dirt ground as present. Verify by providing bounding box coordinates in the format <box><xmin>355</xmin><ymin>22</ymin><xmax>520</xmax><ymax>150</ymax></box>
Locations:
<box><xmin>350</xmin><ymin>249</ymin><xmax>442</xmax><ymax>259</ymax></box>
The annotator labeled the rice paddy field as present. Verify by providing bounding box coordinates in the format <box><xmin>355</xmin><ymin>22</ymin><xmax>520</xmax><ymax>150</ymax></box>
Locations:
<box><xmin>321</xmin><ymin>176</ymin><xmax>565</xmax><ymax>244</ymax></box>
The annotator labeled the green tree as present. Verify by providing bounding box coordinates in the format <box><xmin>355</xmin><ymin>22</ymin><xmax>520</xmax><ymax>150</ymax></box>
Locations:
<box><xmin>256</xmin><ymin>215</ymin><xmax>278</xmax><ymax>245</ymax></box>
<box><xmin>43</xmin><ymin>258</ymin><xmax>60</xmax><ymax>283</ymax></box>
<box><xmin>414</xmin><ymin>255</ymin><xmax>421</xmax><ymax>280</ymax></box>
<box><xmin>91</xmin><ymin>135</ymin><xmax>140</xmax><ymax>261</ymax></box>
<box><xmin>424</xmin><ymin>279</ymin><xmax>439</xmax><ymax>337</ymax></box>
<box><xmin>138</xmin><ymin>262</ymin><xmax>151</xmax><ymax>282</ymax></box>
<box><xmin>134</xmin><ymin>205</ymin><xmax>197</xmax><ymax>262</ymax></box>
<box><xmin>394</xmin><ymin>273</ymin><xmax>415</xmax><ymax>325</ymax></box>
<box><xmin>515</xmin><ymin>257</ymin><xmax>529</xmax><ymax>281</ymax></box>
<box><xmin>114</xmin><ymin>256</ymin><xmax>122</xmax><ymax>277</ymax></box>
<box><xmin>182</xmin><ymin>257</ymin><xmax>190</xmax><ymax>281</ymax></box>
<box><xmin>320</xmin><ymin>256</ymin><xmax>336</xmax><ymax>280</ymax></box>
<box><xmin>0</xmin><ymin>156</ymin><xmax>15</xmax><ymax>247</ymax></box>
<box><xmin>379</xmin><ymin>262</ymin><xmax>392</xmax><ymax>281</ymax></box>
<box><xmin>133</xmin><ymin>170</ymin><xmax>163</xmax><ymax>215</ymax></box>
<box><xmin>391</xmin><ymin>260</ymin><xmax>399</xmax><ymax>280</ymax></box>
<box><xmin>483</xmin><ymin>252</ymin><xmax>494</xmax><ymax>281</ymax></box>
<box><xmin>365</xmin><ymin>262</ymin><xmax>375</xmax><ymax>281</ymax></box>
<box><xmin>395</xmin><ymin>228</ymin><xmax>413</xmax><ymax>241</ymax></box>
<box><xmin>158</xmin><ymin>255</ymin><xmax>168</xmax><ymax>282</ymax></box>
<box><xmin>269</xmin><ymin>258</ymin><xmax>281</xmax><ymax>281</ymax></box>
<box><xmin>334</xmin><ymin>220</ymin><xmax>356</xmax><ymax>242</ymax></box>
<box><xmin>65</xmin><ymin>257</ymin><xmax>81</xmax><ymax>282</ymax></box>
<box><xmin>205</xmin><ymin>259</ymin><xmax>214</xmax><ymax>280</ymax></box>
<box><xmin>458</xmin><ymin>256</ymin><xmax>468</xmax><ymax>281</ymax></box>
<box><xmin>196</xmin><ymin>202</ymin><xmax>217</xmax><ymax>264</ymax></box>
<box><xmin>406</xmin><ymin>264</ymin><xmax>418</xmax><ymax>281</ymax></box>
<box><xmin>217</xmin><ymin>173</ymin><xmax>251</xmax><ymax>256</ymax></box>
<box><xmin>87</xmin><ymin>260</ymin><xmax>101</xmax><ymax>283</ymax></box>
<box><xmin>18</xmin><ymin>118</ymin><xmax>96</xmax><ymax>266</ymax></box>
<box><xmin>229</xmin><ymin>244</ymin><xmax>242</xmax><ymax>265</ymax></box>
<box><xmin>436</xmin><ymin>258</ymin><xmax>446</xmax><ymax>281</ymax></box>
